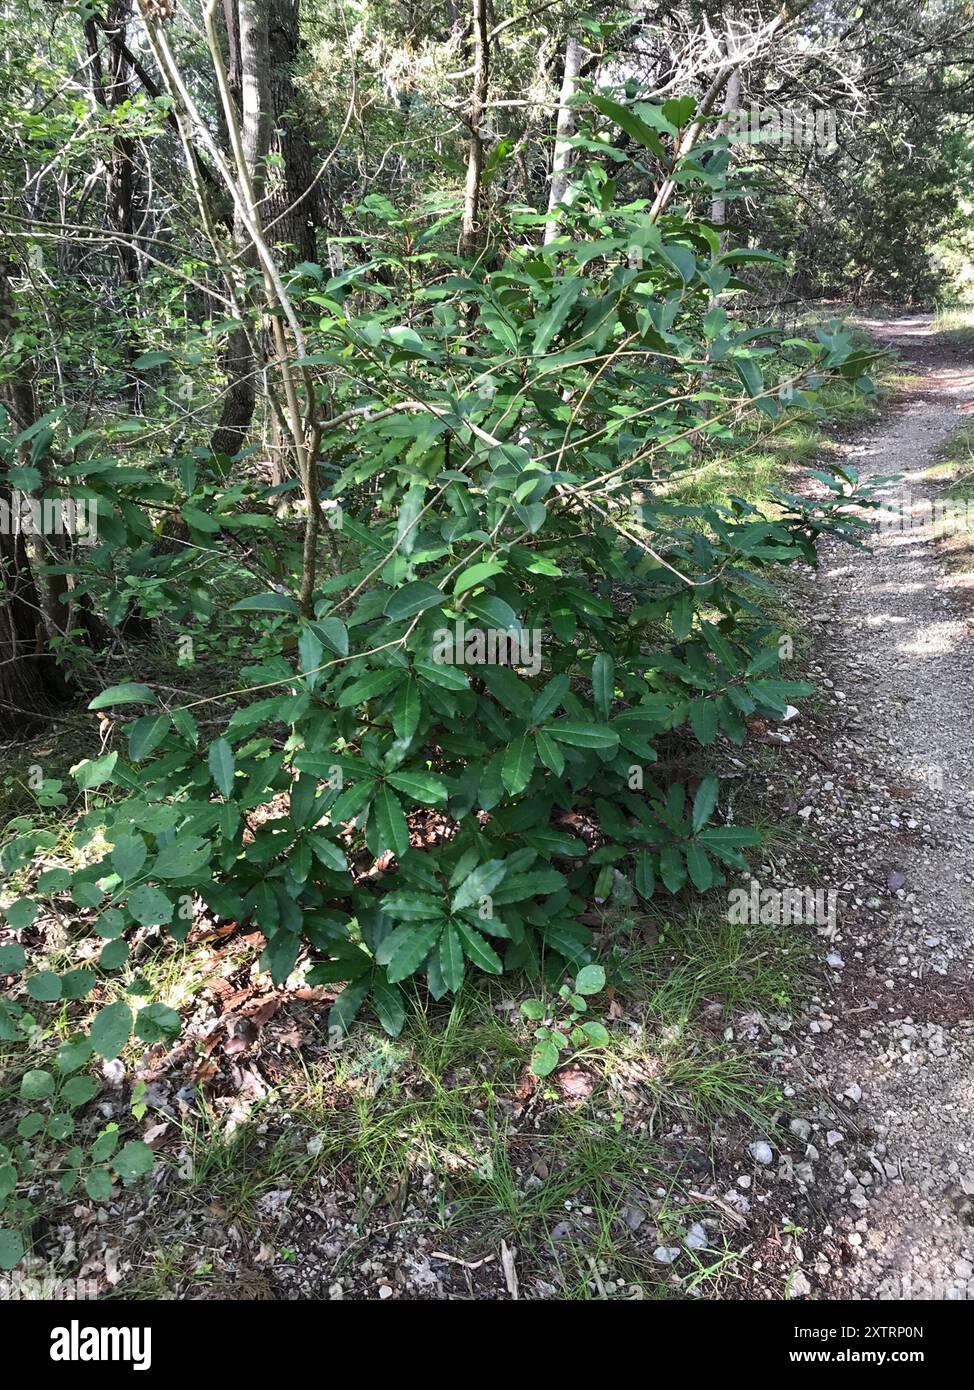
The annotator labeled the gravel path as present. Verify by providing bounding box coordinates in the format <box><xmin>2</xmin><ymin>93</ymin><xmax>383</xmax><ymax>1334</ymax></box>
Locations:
<box><xmin>787</xmin><ymin>315</ymin><xmax>974</xmax><ymax>1299</ymax></box>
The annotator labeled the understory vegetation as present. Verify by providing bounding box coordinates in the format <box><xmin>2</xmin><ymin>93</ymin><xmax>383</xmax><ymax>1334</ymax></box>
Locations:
<box><xmin>0</xmin><ymin>0</ymin><xmax>970</xmax><ymax>1298</ymax></box>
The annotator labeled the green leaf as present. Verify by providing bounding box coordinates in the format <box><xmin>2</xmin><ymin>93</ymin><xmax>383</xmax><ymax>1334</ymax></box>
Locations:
<box><xmin>590</xmin><ymin>93</ymin><xmax>671</xmax><ymax>153</ymax></box>
<box><xmin>208</xmin><ymin>738</ymin><xmax>235</xmax><ymax>797</ymax></box>
<box><xmin>338</xmin><ymin>669</ymin><xmax>402</xmax><ymax>707</ymax></box>
<box><xmin>135</xmin><ymin>1003</ymin><xmax>181</xmax><ymax>1043</ymax></box>
<box><xmin>455</xmin><ymin>920</ymin><xmax>503</xmax><ymax>974</ymax></box>
<box><xmin>659</xmin><ymin>845</ymin><xmax>686</xmax><ymax>894</ymax></box>
<box><xmin>592</xmin><ymin>654</ymin><xmax>614</xmax><ymax>719</ymax></box>
<box><xmin>501</xmin><ymin>736</ymin><xmax>535</xmax><ymax>795</ymax></box>
<box><xmin>372</xmin><ymin>977</ymin><xmax>406</xmax><ymax>1037</ymax></box>
<box><xmin>307</xmin><ymin>833</ymin><xmax>349</xmax><ymax>873</ymax></box>
<box><xmin>230</xmin><ymin>591</ymin><xmax>300</xmax><ymax>614</ymax></box>
<box><xmin>581</xmin><ymin>1021</ymin><xmax>610</xmax><ymax>1047</ymax></box>
<box><xmin>383</xmin><ymin>580</ymin><xmax>444</xmax><ymax>621</ymax></box>
<box><xmin>685</xmin><ymin>843</ymin><xmax>714</xmax><ymax>891</ymax></box>
<box><xmin>689</xmin><ymin>699</ymin><xmax>718</xmax><ymax>746</ymax></box>
<box><xmin>453</xmin><ymin>561</ymin><xmax>505</xmax><ymax>596</ymax></box>
<box><xmin>5</xmin><ymin>898</ymin><xmax>35</xmax><ymax>932</ymax></box>
<box><xmin>0</xmin><ymin>943</ymin><xmax>27</xmax><ymax>973</ymax></box>
<box><xmin>0</xmin><ymin>1230</ymin><xmax>24</xmax><ymax>1271</ymax></box>
<box><xmin>127</xmin><ymin>885</ymin><xmax>173</xmax><ymax>927</ymax></box>
<box><xmin>21</xmin><ymin>1068</ymin><xmax>55</xmax><ymax>1100</ymax></box>
<box><xmin>574</xmin><ymin>964</ymin><xmax>605</xmax><ymax>996</ymax></box>
<box><xmin>73</xmin><ymin>752</ymin><xmax>118</xmax><ymax>790</ymax></box>
<box><xmin>546</xmin><ymin>721</ymin><xmax>619</xmax><ymax>752</ymax></box>
<box><xmin>385</xmin><ymin>770</ymin><xmax>448</xmax><ymax>804</ymax></box>
<box><xmin>27</xmin><ymin>971</ymin><xmax>62</xmax><ymax>1003</ymax></box>
<box><xmin>153</xmin><ymin>835</ymin><xmax>210</xmax><ymax>879</ymax></box>
<box><xmin>691</xmin><ymin>775</ymin><xmax>719</xmax><ymax>833</ymax></box>
<box><xmin>376</xmin><ymin>921</ymin><xmax>441</xmax><ymax>983</ymax></box>
<box><xmin>111</xmin><ymin>834</ymin><xmax>147</xmax><ymax>880</ymax></box>
<box><xmin>530</xmin><ymin>1039</ymin><xmax>561</xmax><ymax>1077</ymax></box>
<box><xmin>634</xmin><ymin>851</ymin><xmax>655</xmax><ymax>900</ymax></box>
<box><xmin>451</xmin><ymin>859</ymin><xmax>506</xmax><ymax>912</ymax></box>
<box><xmin>62</xmin><ymin>1075</ymin><xmax>99</xmax><ymax>1108</ymax></box>
<box><xmin>88</xmin><ymin>683</ymin><xmax>157</xmax><ymax>710</ymax></box>
<box><xmin>113</xmin><ymin>1141</ymin><xmax>154</xmax><ymax>1181</ymax></box>
<box><xmin>371</xmin><ymin>784</ymin><xmax>410</xmax><ymax>858</ymax></box>
<box><xmin>99</xmin><ymin>939</ymin><xmax>129</xmax><ymax>971</ymax></box>
<box><xmin>89</xmin><ymin>1001</ymin><xmax>133</xmax><ymax>1060</ymax></box>
<box><xmin>438</xmin><ymin>924</ymin><xmax>465</xmax><ymax>992</ymax></box>
<box><xmin>535</xmin><ymin>729</ymin><xmax>564</xmax><ymax>776</ymax></box>
<box><xmin>329</xmin><ymin>978</ymin><xmax>369</xmax><ymax>1034</ymax></box>
<box><xmin>392</xmin><ymin>676</ymin><xmax>421</xmax><ymax>741</ymax></box>
<box><xmin>532</xmin><ymin>277</ymin><xmax>586</xmax><ymax>355</ymax></box>
<box><xmin>85</xmin><ymin>1169</ymin><xmax>113</xmax><ymax>1202</ymax></box>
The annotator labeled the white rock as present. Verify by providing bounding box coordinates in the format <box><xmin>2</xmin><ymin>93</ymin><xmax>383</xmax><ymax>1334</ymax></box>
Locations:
<box><xmin>749</xmin><ymin>1140</ymin><xmax>774</xmax><ymax>1165</ymax></box>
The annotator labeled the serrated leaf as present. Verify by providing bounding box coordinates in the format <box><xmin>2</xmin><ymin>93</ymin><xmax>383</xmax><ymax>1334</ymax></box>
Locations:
<box><xmin>371</xmin><ymin>784</ymin><xmax>410</xmax><ymax>858</ymax></box>
<box><xmin>501</xmin><ymin>735</ymin><xmax>535</xmax><ymax>795</ymax></box>
<box><xmin>592</xmin><ymin>654</ymin><xmax>614</xmax><ymax>719</ymax></box>
<box><xmin>208</xmin><ymin>738</ymin><xmax>235</xmax><ymax>797</ymax></box>
<box><xmin>376</xmin><ymin>920</ymin><xmax>441</xmax><ymax>983</ymax></box>
<box><xmin>438</xmin><ymin>924</ymin><xmax>465</xmax><ymax>992</ymax></box>
<box><xmin>691</xmin><ymin>775</ymin><xmax>719</xmax><ymax>832</ymax></box>
<box><xmin>392</xmin><ymin>676</ymin><xmax>421</xmax><ymax>741</ymax></box>
<box><xmin>455</xmin><ymin>920</ymin><xmax>503</xmax><ymax>974</ymax></box>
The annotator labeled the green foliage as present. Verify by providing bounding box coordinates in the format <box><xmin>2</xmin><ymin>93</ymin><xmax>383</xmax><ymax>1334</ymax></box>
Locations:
<box><xmin>0</xmin><ymin>93</ymin><xmax>885</xmax><ymax>1268</ymax></box>
<box><xmin>521</xmin><ymin>965</ymin><xmax>610</xmax><ymax>1077</ymax></box>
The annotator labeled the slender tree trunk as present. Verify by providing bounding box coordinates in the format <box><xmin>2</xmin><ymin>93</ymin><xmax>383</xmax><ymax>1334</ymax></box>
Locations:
<box><xmin>710</xmin><ymin>67</ymin><xmax>741</xmax><ymax>246</ymax></box>
<box><xmin>0</xmin><ymin>266</ymin><xmax>74</xmax><ymax>717</ymax></box>
<box><xmin>459</xmin><ymin>0</ymin><xmax>489</xmax><ymax>260</ymax></box>
<box><xmin>85</xmin><ymin>0</ymin><xmax>145</xmax><ymax>414</ymax></box>
<box><xmin>210</xmin><ymin>0</ymin><xmax>271</xmax><ymax>460</ymax></box>
<box><xmin>544</xmin><ymin>36</ymin><xmax>582</xmax><ymax>244</ymax></box>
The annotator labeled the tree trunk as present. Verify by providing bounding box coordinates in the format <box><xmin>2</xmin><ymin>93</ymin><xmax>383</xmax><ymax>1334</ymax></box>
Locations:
<box><xmin>210</xmin><ymin>0</ymin><xmax>271</xmax><ymax>461</ymax></box>
<box><xmin>0</xmin><ymin>266</ymin><xmax>75</xmax><ymax>718</ymax></box>
<box><xmin>710</xmin><ymin>67</ymin><xmax>741</xmax><ymax>247</ymax></box>
<box><xmin>265</xmin><ymin>0</ymin><xmax>318</xmax><ymax>268</ymax></box>
<box><xmin>85</xmin><ymin>0</ymin><xmax>145</xmax><ymax>414</ymax></box>
<box><xmin>544</xmin><ymin>36</ymin><xmax>583</xmax><ymax>244</ymax></box>
<box><xmin>459</xmin><ymin>0</ymin><xmax>489</xmax><ymax>261</ymax></box>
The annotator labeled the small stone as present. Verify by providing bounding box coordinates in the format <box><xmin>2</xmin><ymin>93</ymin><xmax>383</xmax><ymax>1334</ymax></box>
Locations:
<box><xmin>789</xmin><ymin>1119</ymin><xmax>812</xmax><ymax>1142</ymax></box>
<box><xmin>827</xmin><ymin>1131</ymin><xmax>844</xmax><ymax>1147</ymax></box>
<box><xmin>685</xmin><ymin>1222</ymin><xmax>708</xmax><ymax>1251</ymax></box>
<box><xmin>654</xmin><ymin>1246</ymin><xmax>681</xmax><ymax>1264</ymax></box>
<box><xmin>788</xmin><ymin>1270</ymin><xmax>812</xmax><ymax>1298</ymax></box>
<box><xmin>378</xmin><ymin>1285</ymin><xmax>393</xmax><ymax>1300</ymax></box>
<box><xmin>749</xmin><ymin>1140</ymin><xmax>774</xmax><ymax>1165</ymax></box>
<box><xmin>843</xmin><ymin>1084</ymin><xmax>863</xmax><ymax>1103</ymax></box>
<box><xmin>621</xmin><ymin>1205</ymin><xmax>646</xmax><ymax>1232</ymax></box>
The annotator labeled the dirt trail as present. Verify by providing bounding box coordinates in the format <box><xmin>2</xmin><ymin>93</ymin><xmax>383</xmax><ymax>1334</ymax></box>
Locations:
<box><xmin>787</xmin><ymin>315</ymin><xmax>974</xmax><ymax>1299</ymax></box>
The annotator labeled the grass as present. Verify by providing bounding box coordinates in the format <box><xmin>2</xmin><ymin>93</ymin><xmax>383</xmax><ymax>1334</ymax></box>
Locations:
<box><xmin>934</xmin><ymin>302</ymin><xmax>974</xmax><ymax>349</ymax></box>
